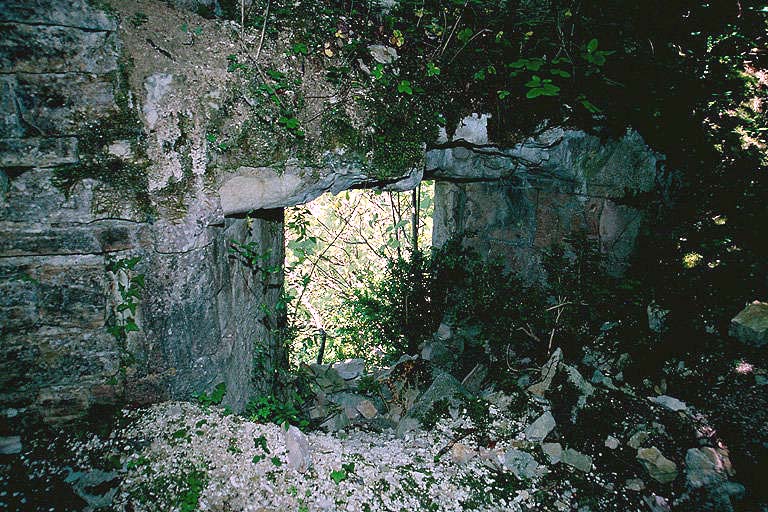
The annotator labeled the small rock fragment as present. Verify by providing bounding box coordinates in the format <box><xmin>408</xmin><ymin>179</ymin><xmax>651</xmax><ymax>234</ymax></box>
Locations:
<box><xmin>729</xmin><ymin>301</ymin><xmax>768</xmax><ymax>346</ymax></box>
<box><xmin>368</xmin><ymin>44</ymin><xmax>399</xmax><ymax>64</ymax></box>
<box><xmin>284</xmin><ymin>426</ymin><xmax>312</xmax><ymax>473</ymax></box>
<box><xmin>650</xmin><ymin>395</ymin><xmax>687</xmax><ymax>412</ymax></box>
<box><xmin>562</xmin><ymin>448</ymin><xmax>592</xmax><ymax>473</ymax></box>
<box><xmin>637</xmin><ymin>446</ymin><xmax>678</xmax><ymax>484</ymax></box>
<box><xmin>332</xmin><ymin>359</ymin><xmax>365</xmax><ymax>380</ymax></box>
<box><xmin>542</xmin><ymin>442</ymin><xmax>562</xmax><ymax>464</ymax></box>
<box><xmin>524</xmin><ymin>411</ymin><xmax>556</xmax><ymax>443</ymax></box>
<box><xmin>503</xmin><ymin>449</ymin><xmax>540</xmax><ymax>480</ymax></box>
<box><xmin>625</xmin><ymin>478</ymin><xmax>645</xmax><ymax>491</ymax></box>
<box><xmin>628</xmin><ymin>431</ymin><xmax>650</xmax><ymax>449</ymax></box>
<box><xmin>356</xmin><ymin>399</ymin><xmax>378</xmax><ymax>419</ymax></box>
<box><xmin>0</xmin><ymin>436</ymin><xmax>21</xmax><ymax>455</ymax></box>
<box><xmin>605</xmin><ymin>435</ymin><xmax>620</xmax><ymax>450</ymax></box>
<box><xmin>450</xmin><ymin>443</ymin><xmax>477</xmax><ymax>464</ymax></box>
<box><xmin>527</xmin><ymin>348</ymin><xmax>562</xmax><ymax>396</ymax></box>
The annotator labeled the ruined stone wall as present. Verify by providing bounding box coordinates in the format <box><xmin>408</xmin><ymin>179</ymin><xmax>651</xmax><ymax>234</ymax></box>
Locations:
<box><xmin>0</xmin><ymin>0</ymin><xmax>284</xmax><ymax>425</ymax></box>
<box><xmin>0</xmin><ymin>0</ymin><xmax>664</xmax><ymax>429</ymax></box>
<box><xmin>428</xmin><ymin>120</ymin><xmax>663</xmax><ymax>283</ymax></box>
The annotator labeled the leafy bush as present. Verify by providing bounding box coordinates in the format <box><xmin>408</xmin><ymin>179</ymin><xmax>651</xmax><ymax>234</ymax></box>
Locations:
<box><xmin>245</xmin><ymin>393</ymin><xmax>309</xmax><ymax>430</ymax></box>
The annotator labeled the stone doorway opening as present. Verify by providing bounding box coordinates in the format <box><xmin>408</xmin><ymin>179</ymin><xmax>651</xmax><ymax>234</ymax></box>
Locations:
<box><xmin>282</xmin><ymin>182</ymin><xmax>436</xmax><ymax>368</ymax></box>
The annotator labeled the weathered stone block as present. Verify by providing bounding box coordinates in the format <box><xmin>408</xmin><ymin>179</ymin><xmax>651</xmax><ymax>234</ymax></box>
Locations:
<box><xmin>0</xmin><ymin>0</ymin><xmax>117</xmax><ymax>31</ymax></box>
<box><xmin>0</xmin><ymin>137</ymin><xmax>78</xmax><ymax>168</ymax></box>
<box><xmin>0</xmin><ymin>24</ymin><xmax>118</xmax><ymax>74</ymax></box>
<box><xmin>0</xmin><ymin>223</ymin><xmax>138</xmax><ymax>256</ymax></box>
<box><xmin>729</xmin><ymin>301</ymin><xmax>768</xmax><ymax>346</ymax></box>
<box><xmin>11</xmin><ymin>73</ymin><xmax>117</xmax><ymax>136</ymax></box>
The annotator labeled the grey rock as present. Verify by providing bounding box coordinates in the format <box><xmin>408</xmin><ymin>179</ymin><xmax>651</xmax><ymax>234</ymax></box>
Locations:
<box><xmin>219</xmin><ymin>162</ymin><xmax>421</xmax><ymax>215</ymax></box>
<box><xmin>0</xmin><ymin>436</ymin><xmax>21</xmax><ymax>455</ymax></box>
<box><xmin>461</xmin><ymin>364</ymin><xmax>487</xmax><ymax>394</ymax></box>
<box><xmin>524</xmin><ymin>411</ymin><xmax>556</xmax><ymax>443</ymax></box>
<box><xmin>356</xmin><ymin>399</ymin><xmax>378</xmax><ymax>419</ymax></box>
<box><xmin>643</xmin><ymin>494</ymin><xmax>671</xmax><ymax>512</ymax></box>
<box><xmin>637</xmin><ymin>446</ymin><xmax>678</xmax><ymax>484</ymax></box>
<box><xmin>685</xmin><ymin>447</ymin><xmax>728</xmax><ymax>489</ymax></box>
<box><xmin>435</xmin><ymin>322</ymin><xmax>452</xmax><ymax>341</ymax></box>
<box><xmin>332</xmin><ymin>359</ymin><xmax>365</xmax><ymax>380</ymax></box>
<box><xmin>527</xmin><ymin>348</ymin><xmax>563</xmax><ymax>396</ymax></box>
<box><xmin>729</xmin><ymin>301</ymin><xmax>768</xmax><ymax>346</ymax></box>
<box><xmin>503</xmin><ymin>449</ymin><xmax>539</xmax><ymax>479</ymax></box>
<box><xmin>64</xmin><ymin>468</ymin><xmax>118</xmax><ymax>509</ymax></box>
<box><xmin>647</xmin><ymin>302</ymin><xmax>670</xmax><ymax>334</ymax></box>
<box><xmin>562</xmin><ymin>448</ymin><xmax>592</xmax><ymax>473</ymax></box>
<box><xmin>408</xmin><ymin>370</ymin><xmax>468</xmax><ymax>421</ymax></box>
<box><xmin>0</xmin><ymin>0</ymin><xmax>118</xmax><ymax>30</ymax></box>
<box><xmin>143</xmin><ymin>73</ymin><xmax>174</xmax><ymax>130</ymax></box>
<box><xmin>320</xmin><ymin>412</ymin><xmax>350</xmax><ymax>432</ymax></box>
<box><xmin>591</xmin><ymin>369</ymin><xmax>617</xmax><ymax>390</ymax></box>
<box><xmin>284</xmin><ymin>425</ymin><xmax>312</xmax><ymax>473</ymax></box>
<box><xmin>625</xmin><ymin>478</ymin><xmax>645</xmax><ymax>491</ymax></box>
<box><xmin>650</xmin><ymin>395</ymin><xmax>687</xmax><ymax>412</ymax></box>
<box><xmin>605</xmin><ymin>436</ymin><xmax>620</xmax><ymax>450</ymax></box>
<box><xmin>541</xmin><ymin>442</ymin><xmax>562</xmax><ymax>464</ymax></box>
<box><xmin>395</xmin><ymin>416</ymin><xmax>420</xmax><ymax>438</ymax></box>
<box><xmin>628</xmin><ymin>431</ymin><xmax>650</xmax><ymax>449</ymax></box>
<box><xmin>368</xmin><ymin>44</ymin><xmax>399</xmax><ymax>64</ymax></box>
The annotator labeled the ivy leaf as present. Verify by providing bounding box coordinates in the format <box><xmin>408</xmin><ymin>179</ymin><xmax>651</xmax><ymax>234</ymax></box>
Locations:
<box><xmin>397</xmin><ymin>80</ymin><xmax>413</xmax><ymax>95</ymax></box>
<box><xmin>291</xmin><ymin>42</ymin><xmax>308</xmax><ymax>55</ymax></box>
<box><xmin>587</xmin><ymin>38</ymin><xmax>599</xmax><ymax>53</ymax></box>
<box><xmin>330</xmin><ymin>469</ymin><xmax>347</xmax><ymax>484</ymax></box>
<box><xmin>497</xmin><ymin>90</ymin><xmax>511</xmax><ymax>100</ymax></box>
<box><xmin>457</xmin><ymin>28</ymin><xmax>473</xmax><ymax>44</ymax></box>
<box><xmin>426</xmin><ymin>62</ymin><xmax>441</xmax><ymax>77</ymax></box>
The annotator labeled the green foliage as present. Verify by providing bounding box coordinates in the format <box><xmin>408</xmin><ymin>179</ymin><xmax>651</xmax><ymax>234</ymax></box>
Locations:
<box><xmin>245</xmin><ymin>393</ymin><xmax>309</xmax><ymax>430</ymax></box>
<box><xmin>194</xmin><ymin>382</ymin><xmax>227</xmax><ymax>406</ymax></box>
<box><xmin>106</xmin><ymin>256</ymin><xmax>145</xmax><ymax>341</ymax></box>
<box><xmin>176</xmin><ymin>469</ymin><xmax>207</xmax><ymax>512</ymax></box>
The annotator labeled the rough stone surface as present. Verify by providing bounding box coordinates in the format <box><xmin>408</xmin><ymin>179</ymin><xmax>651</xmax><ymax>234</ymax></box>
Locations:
<box><xmin>527</xmin><ymin>348</ymin><xmax>562</xmax><ymax>396</ymax></box>
<box><xmin>430</xmin><ymin>128</ymin><xmax>662</xmax><ymax>281</ymax></box>
<box><xmin>637</xmin><ymin>446</ymin><xmax>678</xmax><ymax>484</ymax></box>
<box><xmin>284</xmin><ymin>425</ymin><xmax>312</xmax><ymax>473</ymax></box>
<box><xmin>524</xmin><ymin>411</ymin><xmax>556</xmax><ymax>443</ymax></box>
<box><xmin>542</xmin><ymin>442</ymin><xmax>562</xmax><ymax>464</ymax></box>
<box><xmin>729</xmin><ymin>301</ymin><xmax>768</xmax><ymax>346</ymax></box>
<box><xmin>332</xmin><ymin>359</ymin><xmax>365</xmax><ymax>381</ymax></box>
<box><xmin>562</xmin><ymin>448</ymin><xmax>592</xmax><ymax>473</ymax></box>
<box><xmin>650</xmin><ymin>395</ymin><xmax>687</xmax><ymax>412</ymax></box>
<box><xmin>0</xmin><ymin>436</ymin><xmax>21</xmax><ymax>455</ymax></box>
<box><xmin>503</xmin><ymin>449</ymin><xmax>540</xmax><ymax>480</ymax></box>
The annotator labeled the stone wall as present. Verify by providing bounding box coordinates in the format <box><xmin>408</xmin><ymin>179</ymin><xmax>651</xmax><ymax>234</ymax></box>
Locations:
<box><xmin>428</xmin><ymin>119</ymin><xmax>662</xmax><ymax>282</ymax></box>
<box><xmin>0</xmin><ymin>0</ymin><xmax>664</xmax><ymax>429</ymax></box>
<box><xmin>0</xmin><ymin>0</ymin><xmax>285</xmax><ymax>426</ymax></box>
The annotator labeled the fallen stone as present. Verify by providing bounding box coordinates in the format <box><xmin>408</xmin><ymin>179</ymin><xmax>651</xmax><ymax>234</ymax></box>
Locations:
<box><xmin>356</xmin><ymin>399</ymin><xmax>378</xmax><ymax>419</ymax></box>
<box><xmin>0</xmin><ymin>436</ymin><xmax>21</xmax><ymax>455</ymax></box>
<box><xmin>643</xmin><ymin>494</ymin><xmax>671</xmax><ymax>512</ymax></box>
<box><xmin>628</xmin><ymin>431</ymin><xmax>650</xmax><ymax>449</ymax></box>
<box><xmin>503</xmin><ymin>449</ymin><xmax>540</xmax><ymax>480</ymax></box>
<box><xmin>647</xmin><ymin>302</ymin><xmax>670</xmax><ymax>333</ymax></box>
<box><xmin>450</xmin><ymin>443</ymin><xmax>477</xmax><ymax>464</ymax></box>
<box><xmin>407</xmin><ymin>370</ymin><xmax>468</xmax><ymax>420</ymax></box>
<box><xmin>591</xmin><ymin>369</ymin><xmax>617</xmax><ymax>390</ymax></box>
<box><xmin>461</xmin><ymin>364</ymin><xmax>487</xmax><ymax>394</ymax></box>
<box><xmin>527</xmin><ymin>348</ymin><xmax>562</xmax><ymax>396</ymax></box>
<box><xmin>524</xmin><ymin>411</ymin><xmax>556</xmax><ymax>443</ymax></box>
<box><xmin>637</xmin><ymin>446</ymin><xmax>678</xmax><ymax>484</ymax></box>
<box><xmin>729</xmin><ymin>301</ymin><xmax>768</xmax><ymax>346</ymax></box>
<box><xmin>284</xmin><ymin>426</ymin><xmax>312</xmax><ymax>473</ymax></box>
<box><xmin>562</xmin><ymin>448</ymin><xmax>592</xmax><ymax>473</ymax></box>
<box><xmin>332</xmin><ymin>359</ymin><xmax>365</xmax><ymax>380</ymax></box>
<box><xmin>542</xmin><ymin>442</ymin><xmax>562</xmax><ymax>464</ymax></box>
<box><xmin>650</xmin><ymin>395</ymin><xmax>687</xmax><ymax>412</ymax></box>
<box><xmin>685</xmin><ymin>447</ymin><xmax>730</xmax><ymax>489</ymax></box>
<box><xmin>435</xmin><ymin>322</ymin><xmax>452</xmax><ymax>341</ymax></box>
<box><xmin>368</xmin><ymin>44</ymin><xmax>399</xmax><ymax>64</ymax></box>
<box><xmin>605</xmin><ymin>435</ymin><xmax>620</xmax><ymax>450</ymax></box>
<box><xmin>395</xmin><ymin>416</ymin><xmax>420</xmax><ymax>438</ymax></box>
<box><xmin>625</xmin><ymin>478</ymin><xmax>645</xmax><ymax>491</ymax></box>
